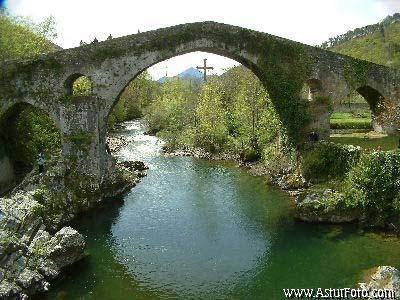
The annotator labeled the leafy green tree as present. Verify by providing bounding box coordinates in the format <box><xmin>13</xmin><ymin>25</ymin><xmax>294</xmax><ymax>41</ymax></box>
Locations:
<box><xmin>108</xmin><ymin>71</ymin><xmax>161</xmax><ymax>129</ymax></box>
<box><xmin>231</xmin><ymin>75</ymin><xmax>267</xmax><ymax>159</ymax></box>
<box><xmin>143</xmin><ymin>65</ymin><xmax>286</xmax><ymax>160</ymax></box>
<box><xmin>145</xmin><ymin>78</ymin><xmax>197</xmax><ymax>140</ymax></box>
<box><xmin>72</xmin><ymin>76</ymin><xmax>92</xmax><ymax>97</ymax></box>
<box><xmin>0</xmin><ymin>9</ymin><xmax>58</xmax><ymax>61</ymax></box>
<box><xmin>195</xmin><ymin>80</ymin><xmax>228</xmax><ymax>153</ymax></box>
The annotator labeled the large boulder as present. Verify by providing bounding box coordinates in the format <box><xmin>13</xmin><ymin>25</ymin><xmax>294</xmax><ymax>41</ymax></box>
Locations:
<box><xmin>0</xmin><ymin>191</ymin><xmax>86</xmax><ymax>299</ymax></box>
<box><xmin>45</xmin><ymin>227</ymin><xmax>85</xmax><ymax>269</ymax></box>
<box><xmin>359</xmin><ymin>266</ymin><xmax>400</xmax><ymax>299</ymax></box>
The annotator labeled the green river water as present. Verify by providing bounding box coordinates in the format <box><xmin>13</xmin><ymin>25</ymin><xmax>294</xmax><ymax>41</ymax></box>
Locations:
<box><xmin>41</xmin><ymin>120</ymin><xmax>400</xmax><ymax>300</ymax></box>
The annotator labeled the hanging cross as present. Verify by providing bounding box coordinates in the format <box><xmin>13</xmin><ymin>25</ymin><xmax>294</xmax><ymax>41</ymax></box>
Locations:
<box><xmin>196</xmin><ymin>58</ymin><xmax>214</xmax><ymax>82</ymax></box>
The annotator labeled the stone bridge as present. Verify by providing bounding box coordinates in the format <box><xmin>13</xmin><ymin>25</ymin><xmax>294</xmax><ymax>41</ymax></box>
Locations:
<box><xmin>0</xmin><ymin>21</ymin><xmax>399</xmax><ymax>196</ymax></box>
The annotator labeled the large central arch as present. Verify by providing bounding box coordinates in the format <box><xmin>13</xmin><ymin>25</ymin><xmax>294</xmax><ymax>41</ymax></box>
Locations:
<box><xmin>107</xmin><ymin>47</ymin><xmax>263</xmax><ymax>119</ymax></box>
<box><xmin>86</xmin><ymin>23</ymin><xmax>276</xmax><ymax>112</ymax></box>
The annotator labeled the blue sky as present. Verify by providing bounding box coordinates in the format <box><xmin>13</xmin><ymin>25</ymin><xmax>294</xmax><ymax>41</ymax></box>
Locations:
<box><xmin>0</xmin><ymin>0</ymin><xmax>7</xmax><ymax>9</ymax></box>
<box><xmin>6</xmin><ymin>0</ymin><xmax>400</xmax><ymax>79</ymax></box>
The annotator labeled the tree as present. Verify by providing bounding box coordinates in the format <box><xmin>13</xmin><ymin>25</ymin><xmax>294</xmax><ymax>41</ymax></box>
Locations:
<box><xmin>142</xmin><ymin>65</ymin><xmax>286</xmax><ymax>163</ymax></box>
<box><xmin>195</xmin><ymin>80</ymin><xmax>228</xmax><ymax>153</ymax></box>
<box><xmin>0</xmin><ymin>9</ymin><xmax>58</xmax><ymax>61</ymax></box>
<box><xmin>108</xmin><ymin>71</ymin><xmax>161</xmax><ymax>129</ymax></box>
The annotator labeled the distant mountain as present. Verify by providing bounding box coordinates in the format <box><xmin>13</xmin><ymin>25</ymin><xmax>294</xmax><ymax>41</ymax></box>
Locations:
<box><xmin>323</xmin><ymin>13</ymin><xmax>400</xmax><ymax>68</ymax></box>
<box><xmin>178</xmin><ymin>67</ymin><xmax>203</xmax><ymax>80</ymax></box>
<box><xmin>157</xmin><ymin>67</ymin><xmax>204</xmax><ymax>83</ymax></box>
<box><xmin>157</xmin><ymin>76</ymin><xmax>169</xmax><ymax>84</ymax></box>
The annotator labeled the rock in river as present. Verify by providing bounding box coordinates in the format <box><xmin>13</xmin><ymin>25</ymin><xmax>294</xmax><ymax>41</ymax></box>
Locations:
<box><xmin>295</xmin><ymin>189</ymin><xmax>360</xmax><ymax>224</ymax></box>
<box><xmin>0</xmin><ymin>192</ymin><xmax>85</xmax><ymax>299</ymax></box>
<box><xmin>359</xmin><ymin>266</ymin><xmax>400</xmax><ymax>299</ymax></box>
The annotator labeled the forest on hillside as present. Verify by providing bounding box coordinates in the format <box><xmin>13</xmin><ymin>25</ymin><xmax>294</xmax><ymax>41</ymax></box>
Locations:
<box><xmin>323</xmin><ymin>13</ymin><xmax>400</xmax><ymax>67</ymax></box>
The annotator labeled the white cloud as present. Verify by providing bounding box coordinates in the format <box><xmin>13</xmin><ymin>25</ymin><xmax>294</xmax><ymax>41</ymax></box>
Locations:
<box><xmin>7</xmin><ymin>0</ymin><xmax>397</xmax><ymax>79</ymax></box>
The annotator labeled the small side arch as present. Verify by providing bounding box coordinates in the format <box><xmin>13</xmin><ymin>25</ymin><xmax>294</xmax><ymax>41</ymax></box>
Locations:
<box><xmin>356</xmin><ymin>85</ymin><xmax>385</xmax><ymax>113</ymax></box>
<box><xmin>64</xmin><ymin>73</ymin><xmax>93</xmax><ymax>96</ymax></box>
<box><xmin>301</xmin><ymin>78</ymin><xmax>324</xmax><ymax>101</ymax></box>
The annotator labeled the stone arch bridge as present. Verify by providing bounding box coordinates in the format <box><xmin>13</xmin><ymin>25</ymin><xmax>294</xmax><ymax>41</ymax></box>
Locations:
<box><xmin>1</xmin><ymin>21</ymin><xmax>399</xmax><ymax>197</ymax></box>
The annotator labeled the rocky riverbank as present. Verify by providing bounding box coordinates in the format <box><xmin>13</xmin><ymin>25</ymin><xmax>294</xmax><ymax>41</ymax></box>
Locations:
<box><xmin>0</xmin><ymin>192</ymin><xmax>85</xmax><ymax>299</ymax></box>
<box><xmin>8</xmin><ymin>155</ymin><xmax>144</xmax><ymax>231</ymax></box>
<box><xmin>0</xmin><ymin>140</ymin><xmax>148</xmax><ymax>298</ymax></box>
<box><xmin>294</xmin><ymin>189</ymin><xmax>360</xmax><ymax>223</ymax></box>
<box><xmin>107</xmin><ymin>136</ymin><xmax>129</xmax><ymax>153</ymax></box>
<box><xmin>164</xmin><ymin>148</ymin><xmax>240</xmax><ymax>161</ymax></box>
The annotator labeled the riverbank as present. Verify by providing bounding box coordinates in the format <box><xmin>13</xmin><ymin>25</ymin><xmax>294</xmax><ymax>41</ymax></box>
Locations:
<box><xmin>0</xmin><ymin>147</ymin><xmax>148</xmax><ymax>299</ymax></box>
<box><xmin>164</xmin><ymin>147</ymin><xmax>306</xmax><ymax>193</ymax></box>
<box><xmin>163</xmin><ymin>146</ymin><xmax>351</xmax><ymax>219</ymax></box>
<box><xmin>0</xmin><ymin>191</ymin><xmax>86</xmax><ymax>299</ymax></box>
<box><xmin>163</xmin><ymin>146</ymin><xmax>362</xmax><ymax>223</ymax></box>
<box><xmin>163</xmin><ymin>142</ymin><xmax>400</xmax><ymax>231</ymax></box>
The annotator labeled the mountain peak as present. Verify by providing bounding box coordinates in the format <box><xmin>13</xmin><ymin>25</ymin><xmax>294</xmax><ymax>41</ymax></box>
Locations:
<box><xmin>178</xmin><ymin>67</ymin><xmax>203</xmax><ymax>79</ymax></box>
<box><xmin>157</xmin><ymin>67</ymin><xmax>204</xmax><ymax>83</ymax></box>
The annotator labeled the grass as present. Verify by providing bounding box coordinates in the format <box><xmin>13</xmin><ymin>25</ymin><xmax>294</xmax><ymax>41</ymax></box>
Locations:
<box><xmin>331</xmin><ymin>112</ymin><xmax>371</xmax><ymax>119</ymax></box>
<box><xmin>330</xmin><ymin>132</ymin><xmax>399</xmax><ymax>151</ymax></box>
<box><xmin>330</xmin><ymin>112</ymin><xmax>372</xmax><ymax>130</ymax></box>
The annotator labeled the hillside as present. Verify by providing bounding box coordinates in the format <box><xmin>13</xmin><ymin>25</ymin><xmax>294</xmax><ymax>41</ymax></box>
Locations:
<box><xmin>0</xmin><ymin>9</ymin><xmax>60</xmax><ymax>61</ymax></box>
<box><xmin>325</xmin><ymin>13</ymin><xmax>400</xmax><ymax>68</ymax></box>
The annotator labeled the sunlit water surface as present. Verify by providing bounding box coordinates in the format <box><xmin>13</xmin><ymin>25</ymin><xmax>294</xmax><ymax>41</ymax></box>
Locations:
<box><xmin>41</xmin><ymin>120</ymin><xmax>400</xmax><ymax>300</ymax></box>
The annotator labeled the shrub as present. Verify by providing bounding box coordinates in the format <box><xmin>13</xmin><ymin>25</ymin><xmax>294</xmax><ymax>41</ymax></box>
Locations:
<box><xmin>344</xmin><ymin>151</ymin><xmax>400</xmax><ymax>227</ymax></box>
<box><xmin>72</xmin><ymin>76</ymin><xmax>92</xmax><ymax>97</ymax></box>
<box><xmin>239</xmin><ymin>147</ymin><xmax>261</xmax><ymax>162</ymax></box>
<box><xmin>302</xmin><ymin>142</ymin><xmax>361</xmax><ymax>182</ymax></box>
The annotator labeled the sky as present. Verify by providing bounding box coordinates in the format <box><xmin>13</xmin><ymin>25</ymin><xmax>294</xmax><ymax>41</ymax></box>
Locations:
<box><xmin>4</xmin><ymin>0</ymin><xmax>400</xmax><ymax>79</ymax></box>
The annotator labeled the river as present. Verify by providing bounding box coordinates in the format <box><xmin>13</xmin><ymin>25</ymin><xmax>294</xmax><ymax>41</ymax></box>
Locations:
<box><xmin>42</xmin><ymin>120</ymin><xmax>400</xmax><ymax>300</ymax></box>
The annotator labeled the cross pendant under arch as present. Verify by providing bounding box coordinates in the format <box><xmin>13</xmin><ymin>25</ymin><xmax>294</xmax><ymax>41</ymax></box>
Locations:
<box><xmin>196</xmin><ymin>58</ymin><xmax>214</xmax><ymax>82</ymax></box>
